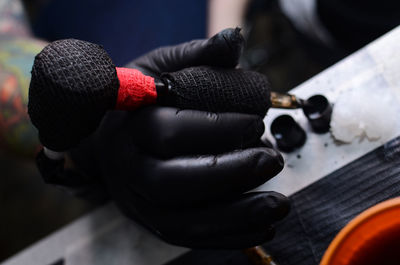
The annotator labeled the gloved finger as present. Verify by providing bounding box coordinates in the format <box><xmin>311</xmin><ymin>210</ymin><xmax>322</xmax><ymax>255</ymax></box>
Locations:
<box><xmin>135</xmin><ymin>192</ymin><xmax>290</xmax><ymax>249</ymax></box>
<box><xmin>129</xmin><ymin>106</ymin><xmax>265</xmax><ymax>158</ymax></box>
<box><xmin>127</xmin><ymin>27</ymin><xmax>244</xmax><ymax>76</ymax></box>
<box><xmin>130</xmin><ymin>147</ymin><xmax>284</xmax><ymax>206</ymax></box>
<box><xmin>196</xmin><ymin>228</ymin><xmax>276</xmax><ymax>249</ymax></box>
<box><xmin>246</xmin><ymin>138</ymin><xmax>273</xmax><ymax>149</ymax></box>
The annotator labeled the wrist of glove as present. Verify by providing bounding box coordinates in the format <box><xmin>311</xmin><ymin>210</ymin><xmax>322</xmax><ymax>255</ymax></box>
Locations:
<box><xmin>69</xmin><ymin>28</ymin><xmax>290</xmax><ymax>249</ymax></box>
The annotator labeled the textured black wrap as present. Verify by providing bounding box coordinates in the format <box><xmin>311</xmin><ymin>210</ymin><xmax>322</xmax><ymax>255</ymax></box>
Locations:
<box><xmin>28</xmin><ymin>39</ymin><xmax>119</xmax><ymax>151</ymax></box>
<box><xmin>161</xmin><ymin>67</ymin><xmax>271</xmax><ymax>116</ymax></box>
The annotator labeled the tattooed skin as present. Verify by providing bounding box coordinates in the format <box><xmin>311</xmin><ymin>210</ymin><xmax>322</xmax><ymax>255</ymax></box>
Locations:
<box><xmin>0</xmin><ymin>37</ymin><xmax>46</xmax><ymax>157</ymax></box>
<box><xmin>0</xmin><ymin>0</ymin><xmax>31</xmax><ymax>37</ymax></box>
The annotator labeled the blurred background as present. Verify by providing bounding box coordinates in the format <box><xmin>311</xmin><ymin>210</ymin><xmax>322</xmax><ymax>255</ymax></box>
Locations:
<box><xmin>0</xmin><ymin>0</ymin><xmax>399</xmax><ymax>262</ymax></box>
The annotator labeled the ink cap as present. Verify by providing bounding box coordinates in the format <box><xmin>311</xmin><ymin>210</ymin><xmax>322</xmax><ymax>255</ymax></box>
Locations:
<box><xmin>270</xmin><ymin>115</ymin><xmax>307</xmax><ymax>152</ymax></box>
<box><xmin>302</xmin><ymin>94</ymin><xmax>332</xmax><ymax>133</ymax></box>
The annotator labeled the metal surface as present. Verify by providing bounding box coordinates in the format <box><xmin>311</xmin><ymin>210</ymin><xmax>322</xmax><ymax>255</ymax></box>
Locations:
<box><xmin>243</xmin><ymin>246</ymin><xmax>278</xmax><ymax>265</ymax></box>
<box><xmin>270</xmin><ymin>92</ymin><xmax>304</xmax><ymax>109</ymax></box>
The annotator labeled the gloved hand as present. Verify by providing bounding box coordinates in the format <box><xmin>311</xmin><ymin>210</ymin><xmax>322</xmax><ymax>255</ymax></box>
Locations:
<box><xmin>70</xmin><ymin>28</ymin><xmax>290</xmax><ymax>249</ymax></box>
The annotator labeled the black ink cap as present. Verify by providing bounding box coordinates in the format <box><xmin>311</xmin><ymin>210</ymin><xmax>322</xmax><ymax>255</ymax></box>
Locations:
<box><xmin>271</xmin><ymin>115</ymin><xmax>307</xmax><ymax>152</ymax></box>
<box><xmin>302</xmin><ymin>95</ymin><xmax>332</xmax><ymax>133</ymax></box>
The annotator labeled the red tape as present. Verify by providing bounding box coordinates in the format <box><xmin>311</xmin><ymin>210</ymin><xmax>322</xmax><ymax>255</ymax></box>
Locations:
<box><xmin>115</xmin><ymin>67</ymin><xmax>157</xmax><ymax>110</ymax></box>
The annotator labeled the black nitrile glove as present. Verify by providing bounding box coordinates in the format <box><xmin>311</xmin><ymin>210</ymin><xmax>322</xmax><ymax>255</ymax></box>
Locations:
<box><xmin>70</xmin><ymin>28</ymin><xmax>290</xmax><ymax>249</ymax></box>
<box><xmin>128</xmin><ymin>27</ymin><xmax>244</xmax><ymax>77</ymax></box>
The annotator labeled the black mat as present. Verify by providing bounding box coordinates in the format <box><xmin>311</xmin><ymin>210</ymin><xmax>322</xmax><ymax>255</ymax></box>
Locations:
<box><xmin>166</xmin><ymin>136</ymin><xmax>400</xmax><ymax>265</ymax></box>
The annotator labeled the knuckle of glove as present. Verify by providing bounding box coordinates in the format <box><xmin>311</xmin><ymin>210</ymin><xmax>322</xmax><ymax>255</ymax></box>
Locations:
<box><xmin>256</xmin><ymin>192</ymin><xmax>290</xmax><ymax>222</ymax></box>
<box><xmin>239</xmin><ymin>116</ymin><xmax>265</xmax><ymax>147</ymax></box>
<box><xmin>130</xmin><ymin>107</ymin><xmax>180</xmax><ymax>157</ymax></box>
<box><xmin>151</xmin><ymin>129</ymin><xmax>179</xmax><ymax>158</ymax></box>
<box><xmin>250</xmin><ymin>148</ymin><xmax>284</xmax><ymax>180</ymax></box>
<box><xmin>132</xmin><ymin>166</ymin><xmax>168</xmax><ymax>205</ymax></box>
<box><xmin>132</xmin><ymin>160</ymin><xmax>197</xmax><ymax>207</ymax></box>
<box><xmin>259</xmin><ymin>226</ymin><xmax>276</xmax><ymax>243</ymax></box>
<box><xmin>156</xmin><ymin>223</ymin><xmax>276</xmax><ymax>249</ymax></box>
<box><xmin>155</xmin><ymin>222</ymin><xmax>223</xmax><ymax>249</ymax></box>
<box><xmin>156</xmin><ymin>231</ymin><xmax>196</xmax><ymax>248</ymax></box>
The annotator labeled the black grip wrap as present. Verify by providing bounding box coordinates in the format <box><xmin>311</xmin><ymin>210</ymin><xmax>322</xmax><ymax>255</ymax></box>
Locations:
<box><xmin>28</xmin><ymin>39</ymin><xmax>119</xmax><ymax>151</ymax></box>
<box><xmin>161</xmin><ymin>67</ymin><xmax>271</xmax><ymax>116</ymax></box>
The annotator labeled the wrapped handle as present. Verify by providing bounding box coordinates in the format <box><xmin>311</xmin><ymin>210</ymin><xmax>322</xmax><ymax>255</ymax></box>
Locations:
<box><xmin>28</xmin><ymin>39</ymin><xmax>271</xmax><ymax>152</ymax></box>
<box><xmin>160</xmin><ymin>67</ymin><xmax>271</xmax><ymax>116</ymax></box>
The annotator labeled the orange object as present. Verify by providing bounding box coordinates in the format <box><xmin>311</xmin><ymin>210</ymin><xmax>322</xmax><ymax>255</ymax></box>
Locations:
<box><xmin>320</xmin><ymin>197</ymin><xmax>400</xmax><ymax>265</ymax></box>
